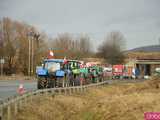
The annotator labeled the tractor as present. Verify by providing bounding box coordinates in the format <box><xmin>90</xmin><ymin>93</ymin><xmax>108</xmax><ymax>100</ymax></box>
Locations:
<box><xmin>89</xmin><ymin>65</ymin><xmax>104</xmax><ymax>83</ymax></box>
<box><xmin>36</xmin><ymin>59</ymin><xmax>70</xmax><ymax>89</ymax></box>
<box><xmin>67</xmin><ymin>60</ymin><xmax>81</xmax><ymax>86</ymax></box>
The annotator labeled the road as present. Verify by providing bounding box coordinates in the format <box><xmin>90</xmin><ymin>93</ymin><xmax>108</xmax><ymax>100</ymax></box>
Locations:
<box><xmin>0</xmin><ymin>80</ymin><xmax>37</xmax><ymax>100</ymax></box>
<box><xmin>0</xmin><ymin>78</ymin><xmax>146</xmax><ymax>100</ymax></box>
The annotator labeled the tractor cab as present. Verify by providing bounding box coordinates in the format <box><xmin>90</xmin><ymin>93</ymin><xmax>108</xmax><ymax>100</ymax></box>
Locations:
<box><xmin>67</xmin><ymin>60</ymin><xmax>81</xmax><ymax>75</ymax></box>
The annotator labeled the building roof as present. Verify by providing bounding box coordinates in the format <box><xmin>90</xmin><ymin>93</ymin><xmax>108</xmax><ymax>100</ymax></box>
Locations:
<box><xmin>128</xmin><ymin>45</ymin><xmax>160</xmax><ymax>52</ymax></box>
<box><xmin>125</xmin><ymin>45</ymin><xmax>160</xmax><ymax>60</ymax></box>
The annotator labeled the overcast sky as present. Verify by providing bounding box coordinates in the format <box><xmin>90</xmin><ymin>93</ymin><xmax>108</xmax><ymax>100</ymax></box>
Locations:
<box><xmin>0</xmin><ymin>0</ymin><xmax>160</xmax><ymax>50</ymax></box>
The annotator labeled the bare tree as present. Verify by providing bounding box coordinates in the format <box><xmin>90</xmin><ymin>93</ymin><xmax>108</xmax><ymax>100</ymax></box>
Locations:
<box><xmin>50</xmin><ymin>33</ymin><xmax>93</xmax><ymax>59</ymax></box>
<box><xmin>97</xmin><ymin>31</ymin><xmax>126</xmax><ymax>65</ymax></box>
<box><xmin>0</xmin><ymin>17</ymin><xmax>48</xmax><ymax>75</ymax></box>
<box><xmin>78</xmin><ymin>33</ymin><xmax>91</xmax><ymax>53</ymax></box>
<box><xmin>1</xmin><ymin>18</ymin><xmax>17</xmax><ymax>74</ymax></box>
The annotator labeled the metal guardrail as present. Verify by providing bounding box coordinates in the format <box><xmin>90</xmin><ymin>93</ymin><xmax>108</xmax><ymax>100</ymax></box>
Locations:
<box><xmin>0</xmin><ymin>81</ymin><xmax>108</xmax><ymax>120</ymax></box>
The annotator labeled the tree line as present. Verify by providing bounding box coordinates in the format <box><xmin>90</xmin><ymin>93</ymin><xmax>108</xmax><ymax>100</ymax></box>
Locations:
<box><xmin>0</xmin><ymin>17</ymin><xmax>126</xmax><ymax>75</ymax></box>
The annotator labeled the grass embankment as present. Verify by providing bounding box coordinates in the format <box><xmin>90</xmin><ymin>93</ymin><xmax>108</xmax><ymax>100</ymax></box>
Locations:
<box><xmin>16</xmin><ymin>76</ymin><xmax>160</xmax><ymax>120</ymax></box>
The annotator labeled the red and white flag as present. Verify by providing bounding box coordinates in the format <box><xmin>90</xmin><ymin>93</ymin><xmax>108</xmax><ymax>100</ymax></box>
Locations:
<box><xmin>63</xmin><ymin>56</ymin><xmax>67</xmax><ymax>64</ymax></box>
<box><xmin>49</xmin><ymin>50</ymin><xmax>54</xmax><ymax>56</ymax></box>
<box><xmin>48</xmin><ymin>50</ymin><xmax>54</xmax><ymax>59</ymax></box>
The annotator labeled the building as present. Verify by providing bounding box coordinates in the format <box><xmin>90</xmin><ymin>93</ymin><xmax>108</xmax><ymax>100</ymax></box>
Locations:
<box><xmin>126</xmin><ymin>45</ymin><xmax>160</xmax><ymax>77</ymax></box>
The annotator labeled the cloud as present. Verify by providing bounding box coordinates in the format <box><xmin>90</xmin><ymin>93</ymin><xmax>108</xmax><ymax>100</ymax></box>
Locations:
<box><xmin>0</xmin><ymin>0</ymin><xmax>160</xmax><ymax>50</ymax></box>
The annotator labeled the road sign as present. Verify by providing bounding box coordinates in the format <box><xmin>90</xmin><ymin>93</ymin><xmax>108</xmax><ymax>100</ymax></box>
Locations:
<box><xmin>0</xmin><ymin>59</ymin><xmax>4</xmax><ymax>64</ymax></box>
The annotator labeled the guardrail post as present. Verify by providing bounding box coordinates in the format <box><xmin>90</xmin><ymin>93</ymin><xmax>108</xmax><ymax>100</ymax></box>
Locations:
<box><xmin>50</xmin><ymin>90</ymin><xmax>55</xmax><ymax>100</ymax></box>
<box><xmin>73</xmin><ymin>88</ymin><xmax>76</xmax><ymax>93</ymax></box>
<box><xmin>7</xmin><ymin>105</ymin><xmax>11</xmax><ymax>120</ymax></box>
<box><xmin>64</xmin><ymin>88</ymin><xmax>67</xmax><ymax>95</ymax></box>
<box><xmin>14</xmin><ymin>102</ymin><xmax>18</xmax><ymax>116</ymax></box>
<box><xmin>58</xmin><ymin>89</ymin><xmax>61</xmax><ymax>94</ymax></box>
<box><xmin>84</xmin><ymin>86</ymin><xmax>87</xmax><ymax>92</ymax></box>
<box><xmin>68</xmin><ymin>88</ymin><xmax>71</xmax><ymax>95</ymax></box>
<box><xmin>79</xmin><ymin>87</ymin><xmax>81</xmax><ymax>93</ymax></box>
<box><xmin>0</xmin><ymin>105</ymin><xmax>3</xmax><ymax>120</ymax></box>
<box><xmin>81</xmin><ymin>86</ymin><xmax>83</xmax><ymax>93</ymax></box>
<box><xmin>18</xmin><ymin>99</ymin><xmax>22</xmax><ymax>111</ymax></box>
<box><xmin>24</xmin><ymin>94</ymin><xmax>28</xmax><ymax>105</ymax></box>
<box><xmin>29</xmin><ymin>93</ymin><xmax>33</xmax><ymax>103</ymax></box>
<box><xmin>45</xmin><ymin>90</ymin><xmax>48</xmax><ymax>96</ymax></box>
<box><xmin>74</xmin><ymin>88</ymin><xmax>77</xmax><ymax>93</ymax></box>
<box><xmin>62</xmin><ymin>79</ymin><xmax>65</xmax><ymax>88</ymax></box>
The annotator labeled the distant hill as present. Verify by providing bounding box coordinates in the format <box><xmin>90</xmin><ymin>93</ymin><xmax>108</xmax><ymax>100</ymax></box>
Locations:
<box><xmin>128</xmin><ymin>45</ymin><xmax>160</xmax><ymax>52</ymax></box>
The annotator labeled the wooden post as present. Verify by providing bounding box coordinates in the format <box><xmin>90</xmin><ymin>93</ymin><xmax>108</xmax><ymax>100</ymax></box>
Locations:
<box><xmin>14</xmin><ymin>102</ymin><xmax>18</xmax><ymax>116</ymax></box>
<box><xmin>79</xmin><ymin>87</ymin><xmax>81</xmax><ymax>93</ymax></box>
<box><xmin>29</xmin><ymin>93</ymin><xmax>33</xmax><ymax>103</ymax></box>
<box><xmin>45</xmin><ymin>91</ymin><xmax>48</xmax><ymax>97</ymax></box>
<box><xmin>24</xmin><ymin>95</ymin><xmax>27</xmax><ymax>106</ymax></box>
<box><xmin>51</xmin><ymin>91</ymin><xmax>55</xmax><ymax>100</ymax></box>
<box><xmin>64</xmin><ymin>88</ymin><xmax>67</xmax><ymax>95</ymax></box>
<box><xmin>84</xmin><ymin>86</ymin><xmax>87</xmax><ymax>92</ymax></box>
<box><xmin>81</xmin><ymin>86</ymin><xmax>83</xmax><ymax>93</ymax></box>
<box><xmin>58</xmin><ymin>89</ymin><xmax>61</xmax><ymax>94</ymax></box>
<box><xmin>19</xmin><ymin>99</ymin><xmax>22</xmax><ymax>110</ymax></box>
<box><xmin>72</xmin><ymin>88</ymin><xmax>75</xmax><ymax>93</ymax></box>
<box><xmin>69</xmin><ymin>88</ymin><xmax>72</xmax><ymax>95</ymax></box>
<box><xmin>62</xmin><ymin>79</ymin><xmax>65</xmax><ymax>88</ymax></box>
<box><xmin>7</xmin><ymin>105</ymin><xmax>11</xmax><ymax>120</ymax></box>
<box><xmin>0</xmin><ymin>105</ymin><xmax>3</xmax><ymax>120</ymax></box>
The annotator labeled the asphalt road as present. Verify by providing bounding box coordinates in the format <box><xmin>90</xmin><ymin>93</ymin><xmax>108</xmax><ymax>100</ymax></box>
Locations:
<box><xmin>0</xmin><ymin>78</ymin><xmax>146</xmax><ymax>100</ymax></box>
<box><xmin>0</xmin><ymin>80</ymin><xmax>37</xmax><ymax>100</ymax></box>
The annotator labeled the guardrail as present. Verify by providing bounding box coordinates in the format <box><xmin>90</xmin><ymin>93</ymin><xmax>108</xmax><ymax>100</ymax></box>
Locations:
<box><xmin>0</xmin><ymin>81</ymin><xmax>108</xmax><ymax>120</ymax></box>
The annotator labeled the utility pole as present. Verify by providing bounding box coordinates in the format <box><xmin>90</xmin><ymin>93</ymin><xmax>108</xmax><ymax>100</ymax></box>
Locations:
<box><xmin>27</xmin><ymin>31</ymin><xmax>40</xmax><ymax>76</ymax></box>
<box><xmin>1</xmin><ymin>60</ymin><xmax>2</xmax><ymax>76</ymax></box>
<box><xmin>31</xmin><ymin>36</ymin><xmax>34</xmax><ymax>75</ymax></box>
<box><xmin>0</xmin><ymin>58</ymin><xmax>4</xmax><ymax>76</ymax></box>
<box><xmin>28</xmin><ymin>37</ymin><xmax>31</xmax><ymax>76</ymax></box>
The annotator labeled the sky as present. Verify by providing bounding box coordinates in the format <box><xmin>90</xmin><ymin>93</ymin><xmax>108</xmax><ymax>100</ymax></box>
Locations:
<box><xmin>0</xmin><ymin>0</ymin><xmax>160</xmax><ymax>50</ymax></box>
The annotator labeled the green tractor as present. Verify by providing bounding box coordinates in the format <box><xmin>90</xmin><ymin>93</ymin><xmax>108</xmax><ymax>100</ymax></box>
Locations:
<box><xmin>67</xmin><ymin>60</ymin><xmax>81</xmax><ymax>86</ymax></box>
<box><xmin>89</xmin><ymin>65</ymin><xmax>104</xmax><ymax>83</ymax></box>
<box><xmin>79</xmin><ymin>66</ymin><xmax>92</xmax><ymax>85</ymax></box>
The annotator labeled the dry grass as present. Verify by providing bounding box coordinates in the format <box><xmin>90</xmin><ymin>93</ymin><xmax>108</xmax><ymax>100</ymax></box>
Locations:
<box><xmin>15</xmin><ymin>76</ymin><xmax>160</xmax><ymax>120</ymax></box>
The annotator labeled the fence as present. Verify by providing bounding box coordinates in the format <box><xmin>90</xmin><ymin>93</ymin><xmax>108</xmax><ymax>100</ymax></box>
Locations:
<box><xmin>0</xmin><ymin>81</ymin><xmax>108</xmax><ymax>120</ymax></box>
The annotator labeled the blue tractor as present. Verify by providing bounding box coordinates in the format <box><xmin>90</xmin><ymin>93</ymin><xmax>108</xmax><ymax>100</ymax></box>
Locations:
<box><xmin>36</xmin><ymin>59</ymin><xmax>70</xmax><ymax>89</ymax></box>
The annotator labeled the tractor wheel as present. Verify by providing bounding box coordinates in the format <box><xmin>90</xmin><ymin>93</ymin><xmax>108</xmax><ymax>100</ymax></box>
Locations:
<box><xmin>37</xmin><ymin>77</ymin><xmax>48</xmax><ymax>89</ymax></box>
<box><xmin>65</xmin><ymin>75</ymin><xmax>69</xmax><ymax>87</ymax></box>
<box><xmin>74</xmin><ymin>75</ymin><xmax>80</xmax><ymax>86</ymax></box>
<box><xmin>69</xmin><ymin>74</ymin><xmax>74</xmax><ymax>86</ymax></box>
<box><xmin>47</xmin><ymin>77</ymin><xmax>56</xmax><ymax>88</ymax></box>
<box><xmin>37</xmin><ymin>77</ymin><xmax>43</xmax><ymax>89</ymax></box>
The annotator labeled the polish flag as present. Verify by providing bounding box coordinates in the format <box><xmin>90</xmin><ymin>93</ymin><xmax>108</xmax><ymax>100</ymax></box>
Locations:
<box><xmin>49</xmin><ymin>50</ymin><xmax>54</xmax><ymax>56</ymax></box>
<box><xmin>63</xmin><ymin>56</ymin><xmax>67</xmax><ymax>64</ymax></box>
<box><xmin>48</xmin><ymin>50</ymin><xmax>54</xmax><ymax>59</ymax></box>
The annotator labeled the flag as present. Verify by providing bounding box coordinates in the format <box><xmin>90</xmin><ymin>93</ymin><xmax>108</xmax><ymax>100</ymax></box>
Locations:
<box><xmin>49</xmin><ymin>50</ymin><xmax>54</xmax><ymax>56</ymax></box>
<box><xmin>63</xmin><ymin>56</ymin><xmax>67</xmax><ymax>64</ymax></box>
<box><xmin>48</xmin><ymin>50</ymin><xmax>54</xmax><ymax>59</ymax></box>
